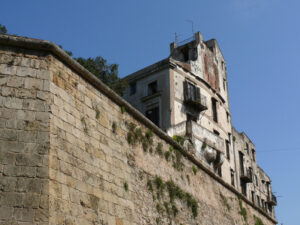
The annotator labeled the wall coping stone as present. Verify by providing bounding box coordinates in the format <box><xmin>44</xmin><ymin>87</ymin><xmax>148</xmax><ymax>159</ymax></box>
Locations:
<box><xmin>0</xmin><ymin>34</ymin><xmax>277</xmax><ymax>224</ymax></box>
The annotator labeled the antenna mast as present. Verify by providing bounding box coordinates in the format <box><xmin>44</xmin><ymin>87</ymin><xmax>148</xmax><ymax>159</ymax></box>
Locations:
<box><xmin>187</xmin><ymin>20</ymin><xmax>194</xmax><ymax>34</ymax></box>
<box><xmin>174</xmin><ymin>32</ymin><xmax>178</xmax><ymax>43</ymax></box>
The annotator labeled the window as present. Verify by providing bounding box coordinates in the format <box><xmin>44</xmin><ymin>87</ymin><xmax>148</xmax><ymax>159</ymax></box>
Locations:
<box><xmin>241</xmin><ymin>180</ymin><xmax>247</xmax><ymax>196</ymax></box>
<box><xmin>226</xmin><ymin>112</ymin><xmax>229</xmax><ymax>123</ymax></box>
<box><xmin>213</xmin><ymin>130</ymin><xmax>220</xmax><ymax>136</ymax></box>
<box><xmin>184</xmin><ymin>81</ymin><xmax>197</xmax><ymax>101</ymax></box>
<box><xmin>226</xmin><ymin>140</ymin><xmax>230</xmax><ymax>161</ymax></box>
<box><xmin>257</xmin><ymin>196</ymin><xmax>261</xmax><ymax>206</ymax></box>
<box><xmin>211</xmin><ymin>98</ymin><xmax>218</xmax><ymax>123</ymax></box>
<box><xmin>223</xmin><ymin>78</ymin><xmax>226</xmax><ymax>91</ymax></box>
<box><xmin>246</xmin><ymin>143</ymin><xmax>249</xmax><ymax>155</ymax></box>
<box><xmin>262</xmin><ymin>180</ymin><xmax>265</xmax><ymax>192</ymax></box>
<box><xmin>251</xmin><ymin>191</ymin><xmax>255</xmax><ymax>203</ymax></box>
<box><xmin>239</xmin><ymin>152</ymin><xmax>244</xmax><ymax>175</ymax></box>
<box><xmin>230</xmin><ymin>169</ymin><xmax>235</xmax><ymax>186</ymax></box>
<box><xmin>129</xmin><ymin>82</ymin><xmax>136</xmax><ymax>95</ymax></box>
<box><xmin>255</xmin><ymin>175</ymin><xmax>258</xmax><ymax>186</ymax></box>
<box><xmin>148</xmin><ymin>81</ymin><xmax>158</xmax><ymax>96</ymax></box>
<box><xmin>252</xmin><ymin>149</ymin><xmax>256</xmax><ymax>162</ymax></box>
<box><xmin>228</xmin><ymin>133</ymin><xmax>231</xmax><ymax>144</ymax></box>
<box><xmin>145</xmin><ymin>107</ymin><xmax>159</xmax><ymax>127</ymax></box>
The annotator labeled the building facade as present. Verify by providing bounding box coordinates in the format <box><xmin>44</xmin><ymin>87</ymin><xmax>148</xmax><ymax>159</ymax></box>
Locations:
<box><xmin>123</xmin><ymin>31</ymin><xmax>276</xmax><ymax>218</ymax></box>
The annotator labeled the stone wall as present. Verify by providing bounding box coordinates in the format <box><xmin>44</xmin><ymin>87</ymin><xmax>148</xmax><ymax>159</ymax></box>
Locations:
<box><xmin>0</xmin><ymin>35</ymin><xmax>277</xmax><ymax>225</ymax></box>
<box><xmin>0</xmin><ymin>45</ymin><xmax>50</xmax><ymax>224</ymax></box>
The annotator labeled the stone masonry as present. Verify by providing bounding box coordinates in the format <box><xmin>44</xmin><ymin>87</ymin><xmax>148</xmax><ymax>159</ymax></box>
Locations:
<box><xmin>0</xmin><ymin>35</ymin><xmax>277</xmax><ymax>225</ymax></box>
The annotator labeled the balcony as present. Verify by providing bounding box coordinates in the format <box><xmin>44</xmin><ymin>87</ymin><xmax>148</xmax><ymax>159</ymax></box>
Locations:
<box><xmin>240</xmin><ymin>168</ymin><xmax>253</xmax><ymax>183</ymax></box>
<box><xmin>167</xmin><ymin>121</ymin><xmax>224</xmax><ymax>154</ymax></box>
<box><xmin>184</xmin><ymin>81</ymin><xmax>208</xmax><ymax>112</ymax></box>
<box><xmin>184</xmin><ymin>94</ymin><xmax>207</xmax><ymax>111</ymax></box>
<box><xmin>267</xmin><ymin>194</ymin><xmax>277</xmax><ymax>206</ymax></box>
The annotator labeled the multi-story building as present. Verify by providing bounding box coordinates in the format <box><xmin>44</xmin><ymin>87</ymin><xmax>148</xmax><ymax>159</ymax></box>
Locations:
<box><xmin>123</xmin><ymin>31</ymin><xmax>276</xmax><ymax>217</ymax></box>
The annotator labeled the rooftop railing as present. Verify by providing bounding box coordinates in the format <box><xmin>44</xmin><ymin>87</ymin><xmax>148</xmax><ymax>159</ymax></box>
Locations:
<box><xmin>177</xmin><ymin>36</ymin><xmax>195</xmax><ymax>46</ymax></box>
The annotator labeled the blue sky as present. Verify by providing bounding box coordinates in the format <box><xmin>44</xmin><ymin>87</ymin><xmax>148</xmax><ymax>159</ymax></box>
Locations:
<box><xmin>2</xmin><ymin>0</ymin><xmax>299</xmax><ymax>224</ymax></box>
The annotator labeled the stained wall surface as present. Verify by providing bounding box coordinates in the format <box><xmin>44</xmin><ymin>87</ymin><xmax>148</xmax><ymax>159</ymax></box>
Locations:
<box><xmin>0</xmin><ymin>37</ymin><xmax>276</xmax><ymax>225</ymax></box>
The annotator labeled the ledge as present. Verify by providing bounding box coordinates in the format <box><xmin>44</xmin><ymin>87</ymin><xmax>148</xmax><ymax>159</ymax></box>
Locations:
<box><xmin>141</xmin><ymin>91</ymin><xmax>162</xmax><ymax>102</ymax></box>
<box><xmin>0</xmin><ymin>34</ymin><xmax>277</xmax><ymax>224</ymax></box>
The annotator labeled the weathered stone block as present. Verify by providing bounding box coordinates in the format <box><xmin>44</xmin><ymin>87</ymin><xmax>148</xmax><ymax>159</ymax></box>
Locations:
<box><xmin>16</xmin><ymin>66</ymin><xmax>37</xmax><ymax>77</ymax></box>
<box><xmin>0</xmin><ymin>206</ymin><xmax>13</xmax><ymax>219</ymax></box>
<box><xmin>13</xmin><ymin>208</ymin><xmax>35</xmax><ymax>222</ymax></box>
<box><xmin>0</xmin><ymin>64</ymin><xmax>17</xmax><ymax>75</ymax></box>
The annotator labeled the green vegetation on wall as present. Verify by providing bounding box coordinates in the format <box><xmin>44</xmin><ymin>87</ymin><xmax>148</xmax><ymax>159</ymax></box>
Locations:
<box><xmin>147</xmin><ymin>176</ymin><xmax>198</xmax><ymax>221</ymax></box>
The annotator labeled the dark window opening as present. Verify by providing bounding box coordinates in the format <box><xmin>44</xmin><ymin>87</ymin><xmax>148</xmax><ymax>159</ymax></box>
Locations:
<box><xmin>252</xmin><ymin>149</ymin><xmax>256</xmax><ymax>162</ymax></box>
<box><xmin>241</xmin><ymin>180</ymin><xmax>247</xmax><ymax>196</ymax></box>
<box><xmin>239</xmin><ymin>152</ymin><xmax>244</xmax><ymax>175</ymax></box>
<box><xmin>145</xmin><ymin>107</ymin><xmax>159</xmax><ymax>127</ymax></box>
<box><xmin>257</xmin><ymin>196</ymin><xmax>261</xmax><ymax>206</ymax></box>
<box><xmin>226</xmin><ymin>112</ymin><xmax>229</xmax><ymax>123</ymax></box>
<box><xmin>251</xmin><ymin>191</ymin><xmax>255</xmax><ymax>203</ymax></box>
<box><xmin>211</xmin><ymin>98</ymin><xmax>218</xmax><ymax>123</ymax></box>
<box><xmin>129</xmin><ymin>82</ymin><xmax>136</xmax><ymax>95</ymax></box>
<box><xmin>213</xmin><ymin>130</ymin><xmax>220</xmax><ymax>136</ymax></box>
<box><xmin>223</xmin><ymin>78</ymin><xmax>226</xmax><ymax>90</ymax></box>
<box><xmin>266</xmin><ymin>182</ymin><xmax>270</xmax><ymax>197</ymax></box>
<box><xmin>226</xmin><ymin>140</ymin><xmax>230</xmax><ymax>161</ymax></box>
<box><xmin>184</xmin><ymin>81</ymin><xmax>196</xmax><ymax>101</ymax></box>
<box><xmin>246</xmin><ymin>143</ymin><xmax>249</xmax><ymax>155</ymax></box>
<box><xmin>148</xmin><ymin>81</ymin><xmax>158</xmax><ymax>96</ymax></box>
<box><xmin>255</xmin><ymin>175</ymin><xmax>258</xmax><ymax>186</ymax></box>
<box><xmin>228</xmin><ymin>133</ymin><xmax>231</xmax><ymax>144</ymax></box>
<box><xmin>231</xmin><ymin>169</ymin><xmax>235</xmax><ymax>186</ymax></box>
<box><xmin>249</xmin><ymin>167</ymin><xmax>253</xmax><ymax>179</ymax></box>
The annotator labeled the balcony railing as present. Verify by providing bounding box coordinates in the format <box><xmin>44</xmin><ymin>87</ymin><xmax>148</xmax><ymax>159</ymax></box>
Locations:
<box><xmin>184</xmin><ymin>94</ymin><xmax>207</xmax><ymax>111</ymax></box>
<box><xmin>267</xmin><ymin>194</ymin><xmax>277</xmax><ymax>206</ymax></box>
<box><xmin>177</xmin><ymin>36</ymin><xmax>195</xmax><ymax>46</ymax></box>
<box><xmin>240</xmin><ymin>168</ymin><xmax>253</xmax><ymax>183</ymax></box>
<box><xmin>167</xmin><ymin>121</ymin><xmax>224</xmax><ymax>154</ymax></box>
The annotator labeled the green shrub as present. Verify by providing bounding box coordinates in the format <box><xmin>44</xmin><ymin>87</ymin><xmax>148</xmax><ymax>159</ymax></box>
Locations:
<box><xmin>172</xmin><ymin>135</ymin><xmax>184</xmax><ymax>145</ymax></box>
<box><xmin>254</xmin><ymin>215</ymin><xmax>265</xmax><ymax>225</ymax></box>
<box><xmin>95</xmin><ymin>108</ymin><xmax>100</xmax><ymax>119</ymax></box>
<box><xmin>156</xmin><ymin>142</ymin><xmax>163</xmax><ymax>156</ymax></box>
<box><xmin>164</xmin><ymin>151</ymin><xmax>171</xmax><ymax>161</ymax></box>
<box><xmin>121</xmin><ymin>106</ymin><xmax>126</xmax><ymax>114</ymax></box>
<box><xmin>192</xmin><ymin>166</ymin><xmax>197</xmax><ymax>175</ymax></box>
<box><xmin>124</xmin><ymin>182</ymin><xmax>128</xmax><ymax>191</ymax></box>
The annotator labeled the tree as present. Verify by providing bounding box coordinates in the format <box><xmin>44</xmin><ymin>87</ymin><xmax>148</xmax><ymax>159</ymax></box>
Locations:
<box><xmin>75</xmin><ymin>56</ymin><xmax>127</xmax><ymax>96</ymax></box>
<box><xmin>0</xmin><ymin>24</ymin><xmax>7</xmax><ymax>34</ymax></box>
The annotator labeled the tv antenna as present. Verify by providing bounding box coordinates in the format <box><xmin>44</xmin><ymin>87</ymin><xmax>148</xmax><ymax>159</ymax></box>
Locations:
<box><xmin>187</xmin><ymin>20</ymin><xmax>194</xmax><ymax>34</ymax></box>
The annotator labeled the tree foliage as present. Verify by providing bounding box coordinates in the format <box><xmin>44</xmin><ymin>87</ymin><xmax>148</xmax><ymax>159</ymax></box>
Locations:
<box><xmin>75</xmin><ymin>56</ymin><xmax>127</xmax><ymax>96</ymax></box>
<box><xmin>0</xmin><ymin>24</ymin><xmax>7</xmax><ymax>34</ymax></box>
